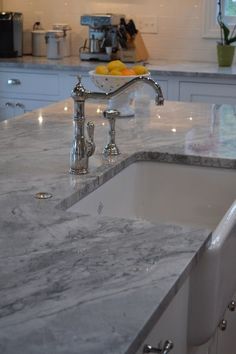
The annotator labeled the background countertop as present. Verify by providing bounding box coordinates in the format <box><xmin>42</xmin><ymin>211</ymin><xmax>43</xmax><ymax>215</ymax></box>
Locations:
<box><xmin>1</xmin><ymin>56</ymin><xmax>236</xmax><ymax>79</ymax></box>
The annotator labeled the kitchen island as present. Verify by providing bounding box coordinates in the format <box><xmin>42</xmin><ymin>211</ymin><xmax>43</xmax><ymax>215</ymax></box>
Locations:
<box><xmin>1</xmin><ymin>97</ymin><xmax>236</xmax><ymax>354</ymax></box>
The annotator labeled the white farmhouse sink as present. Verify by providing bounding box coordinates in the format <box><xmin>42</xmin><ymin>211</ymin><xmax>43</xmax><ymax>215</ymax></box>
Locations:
<box><xmin>68</xmin><ymin>160</ymin><xmax>236</xmax><ymax>347</ymax></box>
<box><xmin>188</xmin><ymin>200</ymin><xmax>236</xmax><ymax>346</ymax></box>
<box><xmin>69</xmin><ymin>161</ymin><xmax>236</xmax><ymax>230</ymax></box>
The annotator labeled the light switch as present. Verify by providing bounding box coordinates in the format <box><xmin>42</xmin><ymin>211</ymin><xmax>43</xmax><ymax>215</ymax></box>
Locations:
<box><xmin>136</xmin><ymin>16</ymin><xmax>158</xmax><ymax>34</ymax></box>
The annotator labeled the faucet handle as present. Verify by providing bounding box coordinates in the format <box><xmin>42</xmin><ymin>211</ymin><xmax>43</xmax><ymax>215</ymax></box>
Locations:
<box><xmin>87</xmin><ymin>121</ymin><xmax>95</xmax><ymax>142</ymax></box>
<box><xmin>86</xmin><ymin>121</ymin><xmax>95</xmax><ymax>157</ymax></box>
<box><xmin>103</xmin><ymin>109</ymin><xmax>120</xmax><ymax>157</ymax></box>
<box><xmin>103</xmin><ymin>109</ymin><xmax>120</xmax><ymax>120</ymax></box>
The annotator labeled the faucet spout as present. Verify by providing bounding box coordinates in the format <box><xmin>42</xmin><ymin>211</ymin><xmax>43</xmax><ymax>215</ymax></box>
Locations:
<box><xmin>85</xmin><ymin>76</ymin><xmax>164</xmax><ymax>106</ymax></box>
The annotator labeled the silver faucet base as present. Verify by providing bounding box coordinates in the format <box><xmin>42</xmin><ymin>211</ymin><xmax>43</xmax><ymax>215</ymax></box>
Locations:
<box><xmin>69</xmin><ymin>167</ymin><xmax>89</xmax><ymax>175</ymax></box>
<box><xmin>103</xmin><ymin>143</ymin><xmax>120</xmax><ymax>157</ymax></box>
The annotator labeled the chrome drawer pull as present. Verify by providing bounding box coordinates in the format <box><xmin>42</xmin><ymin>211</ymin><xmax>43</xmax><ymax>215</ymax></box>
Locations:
<box><xmin>15</xmin><ymin>102</ymin><xmax>25</xmax><ymax>110</ymax></box>
<box><xmin>228</xmin><ymin>300</ymin><xmax>236</xmax><ymax>311</ymax></box>
<box><xmin>143</xmin><ymin>340</ymin><xmax>174</xmax><ymax>354</ymax></box>
<box><xmin>5</xmin><ymin>102</ymin><xmax>15</xmax><ymax>108</ymax></box>
<box><xmin>7</xmin><ymin>78</ymin><xmax>21</xmax><ymax>85</ymax></box>
<box><xmin>219</xmin><ymin>319</ymin><xmax>227</xmax><ymax>331</ymax></box>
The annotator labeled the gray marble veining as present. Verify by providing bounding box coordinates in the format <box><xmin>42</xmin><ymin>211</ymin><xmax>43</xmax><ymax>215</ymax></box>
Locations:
<box><xmin>1</xmin><ymin>97</ymin><xmax>236</xmax><ymax>353</ymax></box>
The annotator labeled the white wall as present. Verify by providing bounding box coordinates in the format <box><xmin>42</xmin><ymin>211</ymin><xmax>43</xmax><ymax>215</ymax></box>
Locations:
<box><xmin>2</xmin><ymin>0</ymin><xmax>222</xmax><ymax>63</ymax></box>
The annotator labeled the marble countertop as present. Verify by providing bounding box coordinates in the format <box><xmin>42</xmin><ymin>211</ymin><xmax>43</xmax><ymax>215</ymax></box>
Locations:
<box><xmin>1</xmin><ymin>56</ymin><xmax>236</xmax><ymax>79</ymax></box>
<box><xmin>1</xmin><ymin>97</ymin><xmax>236</xmax><ymax>354</ymax></box>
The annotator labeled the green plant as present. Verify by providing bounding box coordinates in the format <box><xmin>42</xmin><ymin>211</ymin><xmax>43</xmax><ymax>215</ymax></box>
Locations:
<box><xmin>217</xmin><ymin>0</ymin><xmax>236</xmax><ymax>45</ymax></box>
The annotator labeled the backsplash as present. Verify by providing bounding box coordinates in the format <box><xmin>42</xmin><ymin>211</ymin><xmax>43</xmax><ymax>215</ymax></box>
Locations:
<box><xmin>2</xmin><ymin>0</ymin><xmax>224</xmax><ymax>63</ymax></box>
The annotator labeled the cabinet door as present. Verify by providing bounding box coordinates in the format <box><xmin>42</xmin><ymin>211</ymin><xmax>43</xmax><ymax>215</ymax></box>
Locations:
<box><xmin>0</xmin><ymin>102</ymin><xmax>14</xmax><ymax>121</ymax></box>
<box><xmin>179</xmin><ymin>81</ymin><xmax>236</xmax><ymax>104</ymax></box>
<box><xmin>0</xmin><ymin>97</ymin><xmax>55</xmax><ymax>120</ymax></box>
<box><xmin>135</xmin><ymin>278</ymin><xmax>189</xmax><ymax>354</ymax></box>
<box><xmin>217</xmin><ymin>293</ymin><xmax>236</xmax><ymax>354</ymax></box>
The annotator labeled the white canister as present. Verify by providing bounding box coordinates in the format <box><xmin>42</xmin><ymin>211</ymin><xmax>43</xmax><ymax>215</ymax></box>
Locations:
<box><xmin>45</xmin><ymin>30</ymin><xmax>64</xmax><ymax>59</ymax></box>
<box><xmin>32</xmin><ymin>30</ymin><xmax>47</xmax><ymax>57</ymax></box>
<box><xmin>52</xmin><ymin>23</ymin><xmax>71</xmax><ymax>57</ymax></box>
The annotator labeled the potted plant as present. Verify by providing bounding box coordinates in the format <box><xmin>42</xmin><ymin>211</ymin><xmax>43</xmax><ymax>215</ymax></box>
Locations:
<box><xmin>217</xmin><ymin>0</ymin><xmax>236</xmax><ymax>66</ymax></box>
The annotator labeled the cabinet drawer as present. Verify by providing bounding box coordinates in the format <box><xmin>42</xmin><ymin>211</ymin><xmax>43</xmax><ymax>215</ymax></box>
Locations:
<box><xmin>0</xmin><ymin>97</ymin><xmax>55</xmax><ymax>121</ymax></box>
<box><xmin>0</xmin><ymin>71</ymin><xmax>60</xmax><ymax>96</ymax></box>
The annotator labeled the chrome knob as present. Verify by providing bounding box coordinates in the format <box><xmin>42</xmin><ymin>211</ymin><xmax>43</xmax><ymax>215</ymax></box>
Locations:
<box><xmin>143</xmin><ymin>340</ymin><xmax>173</xmax><ymax>354</ymax></box>
<box><xmin>143</xmin><ymin>345</ymin><xmax>161</xmax><ymax>354</ymax></box>
<box><xmin>219</xmin><ymin>319</ymin><xmax>227</xmax><ymax>331</ymax></box>
<box><xmin>162</xmin><ymin>340</ymin><xmax>174</xmax><ymax>354</ymax></box>
<box><xmin>228</xmin><ymin>300</ymin><xmax>236</xmax><ymax>312</ymax></box>
<box><xmin>103</xmin><ymin>109</ymin><xmax>120</xmax><ymax>157</ymax></box>
<box><xmin>5</xmin><ymin>102</ymin><xmax>15</xmax><ymax>108</ymax></box>
<box><xmin>15</xmin><ymin>102</ymin><xmax>25</xmax><ymax>111</ymax></box>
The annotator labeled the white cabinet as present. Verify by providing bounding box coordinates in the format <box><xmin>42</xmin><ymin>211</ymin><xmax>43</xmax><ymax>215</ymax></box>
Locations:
<box><xmin>190</xmin><ymin>295</ymin><xmax>236</xmax><ymax>354</ymax></box>
<box><xmin>0</xmin><ymin>70</ymin><xmax>59</xmax><ymax>96</ymax></box>
<box><xmin>0</xmin><ymin>68</ymin><xmax>59</xmax><ymax>120</ymax></box>
<box><xmin>0</xmin><ymin>68</ymin><xmax>100</xmax><ymax>121</ymax></box>
<box><xmin>0</xmin><ymin>96</ymin><xmax>55</xmax><ymax>121</ymax></box>
<box><xmin>134</xmin><ymin>274</ymin><xmax>236</xmax><ymax>354</ymax></box>
<box><xmin>135</xmin><ymin>279</ymin><xmax>189</xmax><ymax>354</ymax></box>
<box><xmin>217</xmin><ymin>294</ymin><xmax>236</xmax><ymax>354</ymax></box>
<box><xmin>179</xmin><ymin>79</ymin><xmax>236</xmax><ymax>104</ymax></box>
<box><xmin>151</xmin><ymin>73</ymin><xmax>236</xmax><ymax>104</ymax></box>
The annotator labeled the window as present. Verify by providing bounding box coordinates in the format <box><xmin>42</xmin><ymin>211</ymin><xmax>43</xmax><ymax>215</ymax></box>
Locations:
<box><xmin>203</xmin><ymin>0</ymin><xmax>236</xmax><ymax>38</ymax></box>
<box><xmin>223</xmin><ymin>0</ymin><xmax>236</xmax><ymax>24</ymax></box>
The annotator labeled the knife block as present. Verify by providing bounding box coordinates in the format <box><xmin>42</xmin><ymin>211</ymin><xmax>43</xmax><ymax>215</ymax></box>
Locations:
<box><xmin>119</xmin><ymin>31</ymin><xmax>149</xmax><ymax>63</ymax></box>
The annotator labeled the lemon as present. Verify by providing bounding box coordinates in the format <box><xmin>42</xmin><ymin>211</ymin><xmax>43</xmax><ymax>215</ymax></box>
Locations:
<box><xmin>95</xmin><ymin>65</ymin><xmax>109</xmax><ymax>75</ymax></box>
<box><xmin>109</xmin><ymin>69</ymin><xmax>123</xmax><ymax>76</ymax></box>
<box><xmin>107</xmin><ymin>60</ymin><xmax>126</xmax><ymax>72</ymax></box>
<box><xmin>132</xmin><ymin>65</ymin><xmax>149</xmax><ymax>75</ymax></box>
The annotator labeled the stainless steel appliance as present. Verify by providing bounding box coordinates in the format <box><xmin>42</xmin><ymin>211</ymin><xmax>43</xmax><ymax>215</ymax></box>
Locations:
<box><xmin>80</xmin><ymin>13</ymin><xmax>124</xmax><ymax>61</ymax></box>
<box><xmin>0</xmin><ymin>12</ymin><xmax>23</xmax><ymax>57</ymax></box>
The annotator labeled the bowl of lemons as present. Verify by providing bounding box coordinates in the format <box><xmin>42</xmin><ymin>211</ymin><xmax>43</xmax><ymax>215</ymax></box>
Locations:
<box><xmin>89</xmin><ymin>60</ymin><xmax>149</xmax><ymax>117</ymax></box>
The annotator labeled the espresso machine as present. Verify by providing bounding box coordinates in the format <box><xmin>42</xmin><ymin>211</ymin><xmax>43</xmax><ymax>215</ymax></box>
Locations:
<box><xmin>80</xmin><ymin>14</ymin><xmax>124</xmax><ymax>61</ymax></box>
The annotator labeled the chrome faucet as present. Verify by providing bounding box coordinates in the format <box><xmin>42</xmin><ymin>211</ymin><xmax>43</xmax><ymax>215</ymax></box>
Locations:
<box><xmin>70</xmin><ymin>79</ymin><xmax>95</xmax><ymax>175</ymax></box>
<box><xmin>70</xmin><ymin>75</ymin><xmax>164</xmax><ymax>174</ymax></box>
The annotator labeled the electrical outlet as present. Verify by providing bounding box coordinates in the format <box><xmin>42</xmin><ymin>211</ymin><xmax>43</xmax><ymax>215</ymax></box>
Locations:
<box><xmin>136</xmin><ymin>16</ymin><xmax>158</xmax><ymax>34</ymax></box>
<box><xmin>34</xmin><ymin>11</ymin><xmax>44</xmax><ymax>23</ymax></box>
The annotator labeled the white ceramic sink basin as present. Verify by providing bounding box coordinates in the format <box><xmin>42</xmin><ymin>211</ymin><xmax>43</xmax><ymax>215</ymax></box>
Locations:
<box><xmin>69</xmin><ymin>161</ymin><xmax>236</xmax><ymax>230</ymax></box>
<box><xmin>68</xmin><ymin>160</ymin><xmax>236</xmax><ymax>347</ymax></box>
<box><xmin>188</xmin><ymin>201</ymin><xmax>236</xmax><ymax>346</ymax></box>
